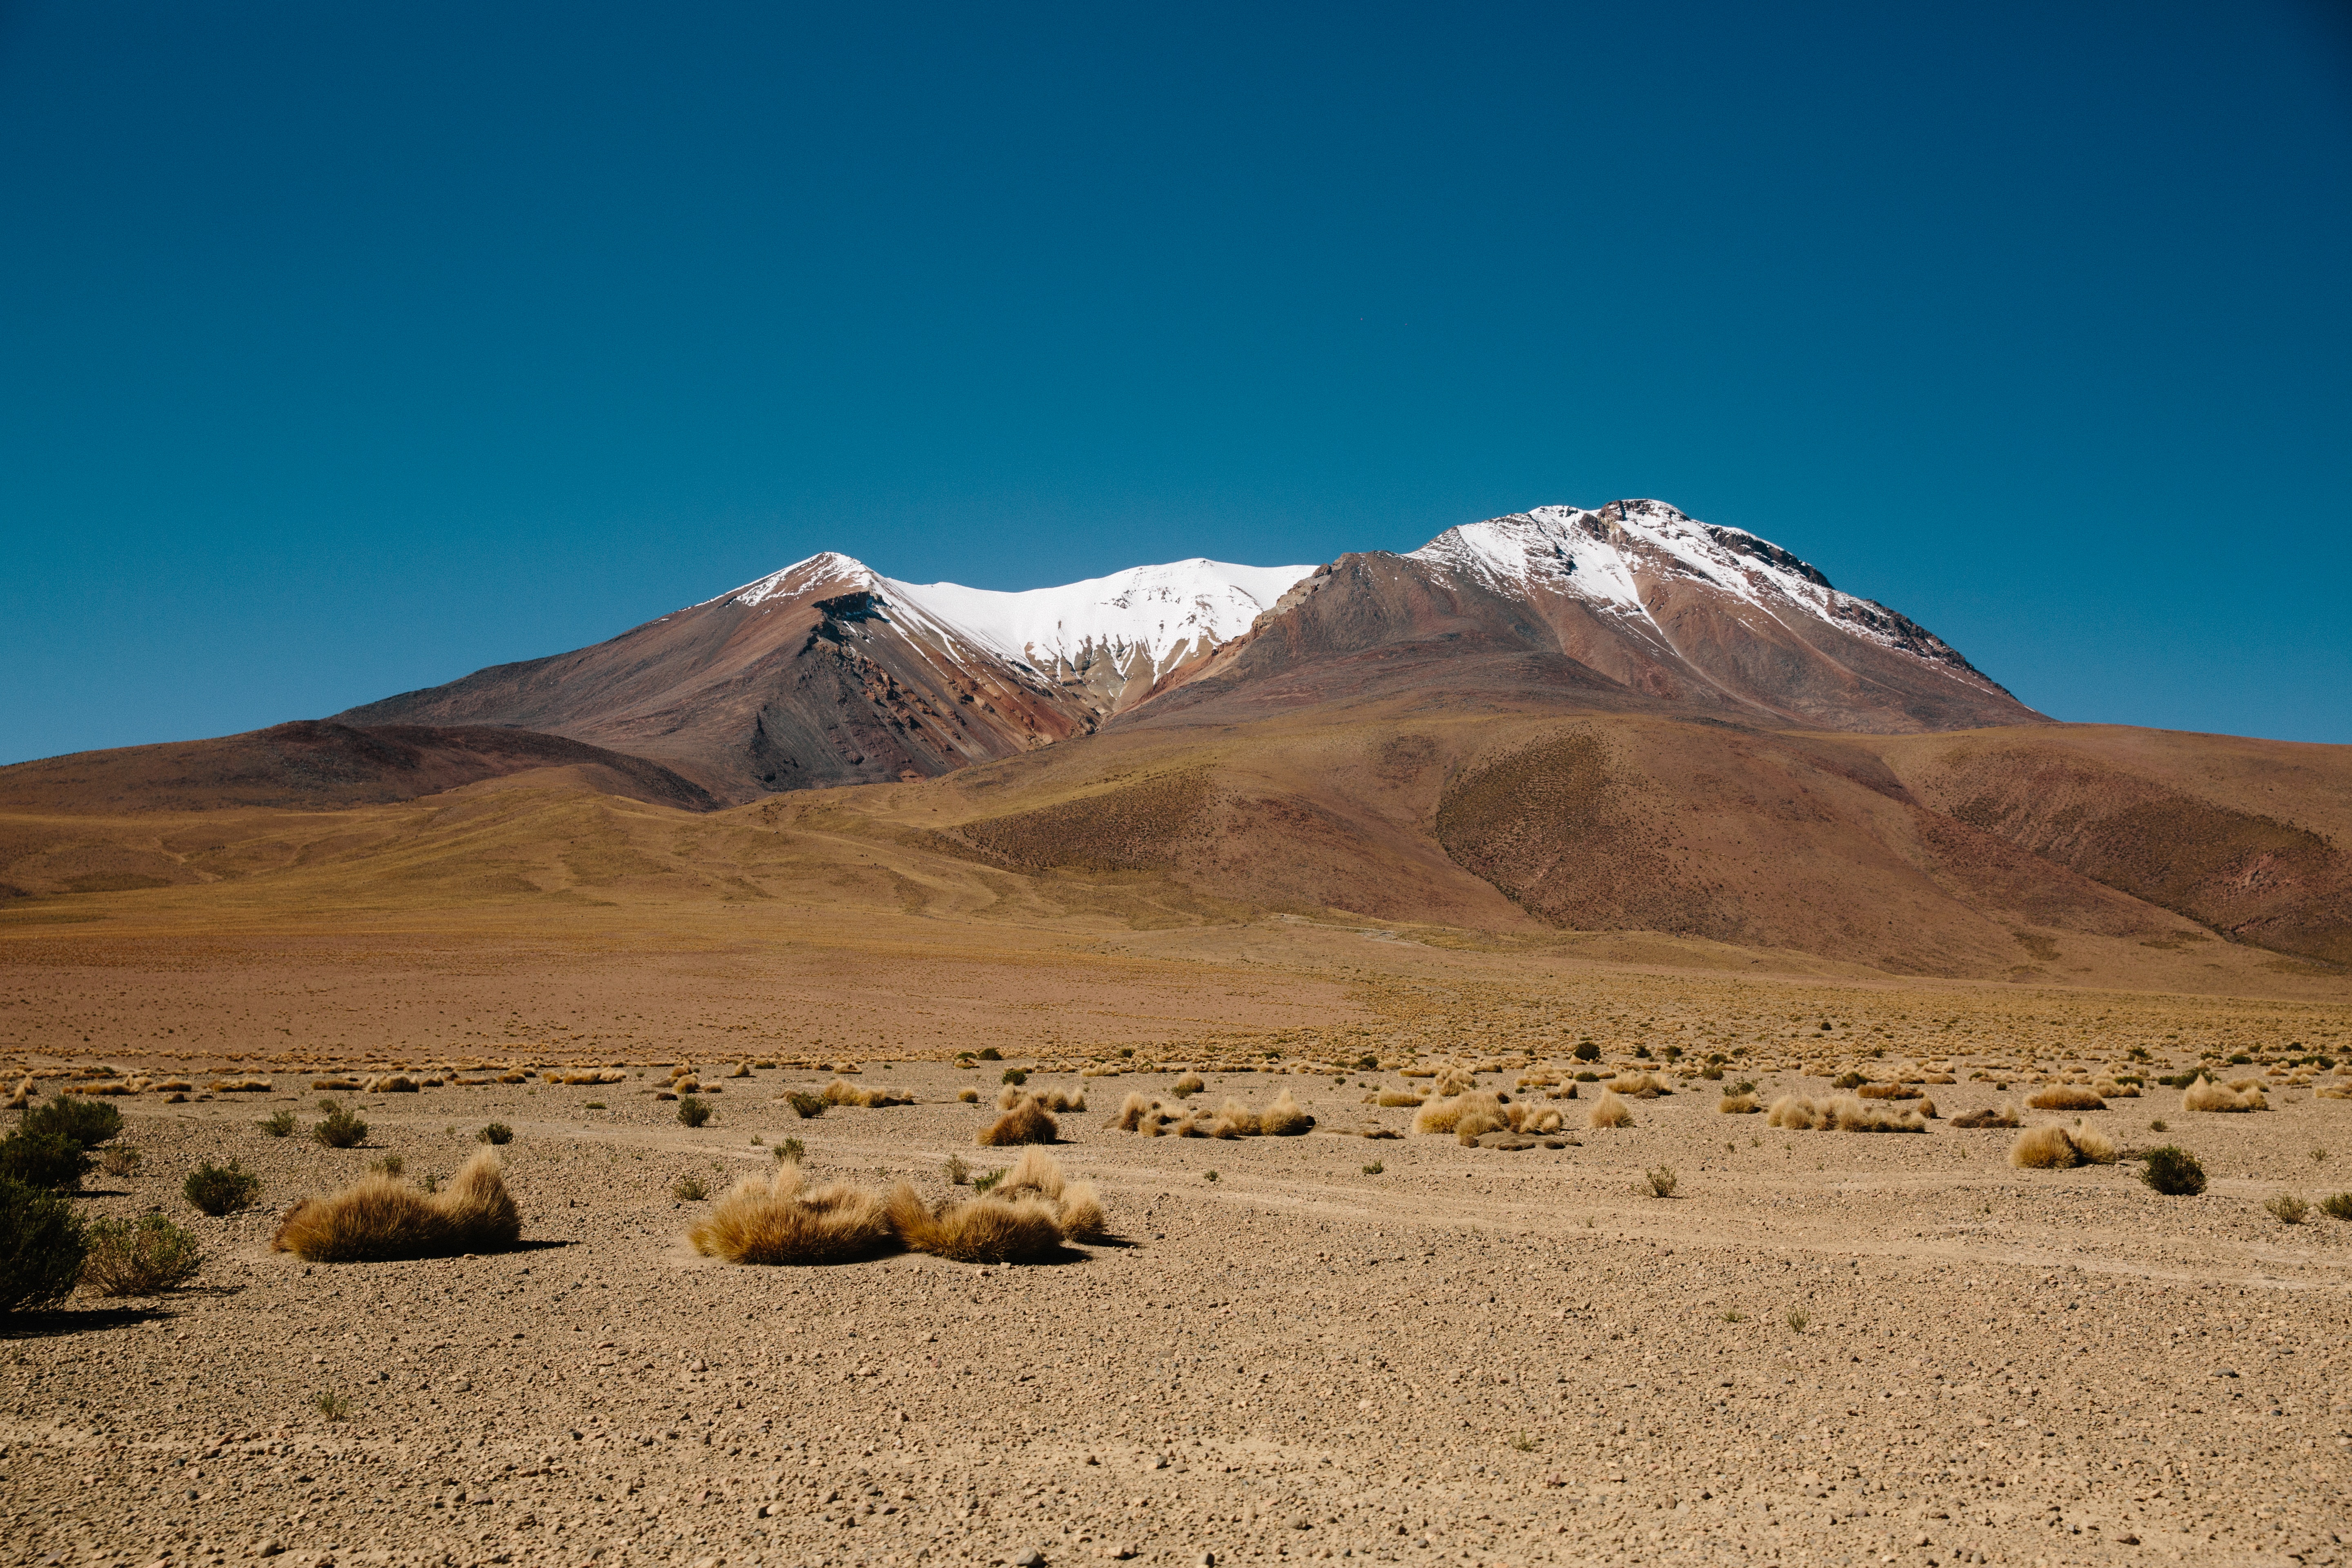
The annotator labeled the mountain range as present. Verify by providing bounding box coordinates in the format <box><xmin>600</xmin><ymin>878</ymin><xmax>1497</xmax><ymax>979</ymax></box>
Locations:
<box><xmin>7</xmin><ymin>500</ymin><xmax>2346</xmax><ymax>980</ymax></box>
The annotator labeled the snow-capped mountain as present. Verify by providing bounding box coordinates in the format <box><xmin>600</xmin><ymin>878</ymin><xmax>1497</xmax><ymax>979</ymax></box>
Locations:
<box><xmin>338</xmin><ymin>501</ymin><xmax>2036</xmax><ymax>800</ymax></box>
<box><xmin>713</xmin><ymin>553</ymin><xmax>1313</xmax><ymax>715</ymax></box>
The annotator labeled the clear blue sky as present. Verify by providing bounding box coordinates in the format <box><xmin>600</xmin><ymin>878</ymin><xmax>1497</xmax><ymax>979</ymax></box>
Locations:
<box><xmin>3</xmin><ymin>1</ymin><xmax>2347</xmax><ymax>763</ymax></box>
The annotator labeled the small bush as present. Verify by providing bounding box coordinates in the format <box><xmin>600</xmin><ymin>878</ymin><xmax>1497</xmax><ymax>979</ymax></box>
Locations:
<box><xmin>971</xmin><ymin>1167</ymin><xmax>1005</xmax><ymax>1193</ymax></box>
<box><xmin>2140</xmin><ymin>1145</ymin><xmax>2207</xmax><ymax>1197</ymax></box>
<box><xmin>690</xmin><ymin>1164</ymin><xmax>896</xmax><ymax>1265</ymax></box>
<box><xmin>260</xmin><ymin>1110</ymin><xmax>296</xmax><ymax>1138</ymax></box>
<box><xmin>184</xmin><ymin>1160</ymin><xmax>262</xmax><ymax>1216</ymax></box>
<box><xmin>2318</xmin><ymin>1192</ymin><xmax>2352</xmax><ymax>1221</ymax></box>
<box><xmin>978</xmin><ymin>1097</ymin><xmax>1058</xmax><ymax>1147</ymax></box>
<box><xmin>82</xmin><ymin>1214</ymin><xmax>204</xmax><ymax>1296</ymax></box>
<box><xmin>976</xmin><ymin>1047</ymin><xmax>1002</xmax><ymax>1061</ymax></box>
<box><xmin>1786</xmin><ymin>1310</ymin><xmax>1808</xmax><ymax>1331</ymax></box>
<box><xmin>674</xmin><ymin>1174</ymin><xmax>710</xmax><ymax>1201</ymax></box>
<box><xmin>1001</xmin><ymin>1068</ymin><xmax>1028</xmax><ymax>1086</ymax></box>
<box><xmin>0</xmin><ymin>1175</ymin><xmax>87</xmax><ymax>1314</ymax></box>
<box><xmin>312</xmin><ymin>1102</ymin><xmax>368</xmax><ymax>1149</ymax></box>
<box><xmin>677</xmin><ymin>1096</ymin><xmax>712</xmax><ymax>1128</ymax></box>
<box><xmin>943</xmin><ymin>1154</ymin><xmax>971</xmax><ymax>1185</ymax></box>
<box><xmin>99</xmin><ymin>1146</ymin><xmax>144</xmax><ymax>1178</ymax></box>
<box><xmin>775</xmin><ymin>1137</ymin><xmax>805</xmax><ymax>1164</ymax></box>
<box><xmin>1643</xmin><ymin>1166</ymin><xmax>1679</xmax><ymax>1198</ymax></box>
<box><xmin>584</xmin><ymin>1100</ymin><xmax>607</xmax><ymax>1110</ymax></box>
<box><xmin>22</xmin><ymin>1097</ymin><xmax>122</xmax><ymax>1149</ymax></box>
<box><xmin>785</xmin><ymin>1091</ymin><xmax>825</xmax><ymax>1119</ymax></box>
<box><xmin>271</xmin><ymin>1149</ymin><xmax>521</xmax><ymax>1262</ymax></box>
<box><xmin>2265</xmin><ymin>1193</ymin><xmax>2311</xmax><ymax>1225</ymax></box>
<box><xmin>2028</xmin><ymin>1085</ymin><xmax>2106</xmax><ymax>1111</ymax></box>
<box><xmin>1363</xmin><ymin>1160</ymin><xmax>1384</xmax><ymax>1175</ymax></box>
<box><xmin>310</xmin><ymin>1390</ymin><xmax>352</xmax><ymax>1422</ymax></box>
<box><xmin>1572</xmin><ymin>1041</ymin><xmax>1600</xmax><ymax>1062</ymax></box>
<box><xmin>477</xmin><ymin>1123</ymin><xmax>513</xmax><ymax>1146</ymax></box>
<box><xmin>0</xmin><ymin>1130</ymin><xmax>92</xmax><ymax>1192</ymax></box>
<box><xmin>2149</xmin><ymin>1118</ymin><xmax>2168</xmax><ymax>1133</ymax></box>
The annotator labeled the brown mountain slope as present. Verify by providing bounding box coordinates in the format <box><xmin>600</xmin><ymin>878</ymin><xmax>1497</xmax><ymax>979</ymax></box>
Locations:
<box><xmin>0</xmin><ymin>721</ymin><xmax>722</xmax><ymax>815</ymax></box>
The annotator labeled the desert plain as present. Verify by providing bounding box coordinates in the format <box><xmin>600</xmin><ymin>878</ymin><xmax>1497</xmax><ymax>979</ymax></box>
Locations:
<box><xmin>5</xmin><ymin>829</ymin><xmax>2352</xmax><ymax>1568</ymax></box>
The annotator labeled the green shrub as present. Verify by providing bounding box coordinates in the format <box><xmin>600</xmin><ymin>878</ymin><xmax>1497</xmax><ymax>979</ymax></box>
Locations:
<box><xmin>0</xmin><ymin>1176</ymin><xmax>87</xmax><ymax>1314</ymax></box>
<box><xmin>23</xmin><ymin>1097</ymin><xmax>122</xmax><ymax>1149</ymax></box>
<box><xmin>312</xmin><ymin>1101</ymin><xmax>368</xmax><ymax>1149</ymax></box>
<box><xmin>1000</xmin><ymin>1068</ymin><xmax>1028</xmax><ymax>1086</ymax></box>
<box><xmin>2140</xmin><ymin>1145</ymin><xmax>2207</xmax><ymax>1197</ymax></box>
<box><xmin>2319</xmin><ymin>1192</ymin><xmax>2352</xmax><ymax>1222</ymax></box>
<box><xmin>1572</xmin><ymin>1041</ymin><xmax>1600</xmax><ymax>1063</ymax></box>
<box><xmin>673</xmin><ymin>1174</ymin><xmax>709</xmax><ymax>1200</ymax></box>
<box><xmin>259</xmin><ymin>1110</ymin><xmax>296</xmax><ymax>1138</ymax></box>
<box><xmin>2265</xmin><ymin>1193</ymin><xmax>2311</xmax><ymax>1225</ymax></box>
<box><xmin>477</xmin><ymin>1123</ymin><xmax>514</xmax><ymax>1145</ymax></box>
<box><xmin>976</xmin><ymin>1047</ymin><xmax>1002</xmax><ymax>1061</ymax></box>
<box><xmin>0</xmin><ymin>1130</ymin><xmax>92</xmax><ymax>1192</ymax></box>
<box><xmin>785</xmin><ymin>1091</ymin><xmax>824</xmax><ymax>1119</ymax></box>
<box><xmin>82</xmin><ymin>1214</ymin><xmax>204</xmax><ymax>1296</ymax></box>
<box><xmin>677</xmin><ymin>1096</ymin><xmax>712</xmax><ymax>1128</ymax></box>
<box><xmin>1362</xmin><ymin>1160</ymin><xmax>1384</xmax><ymax>1176</ymax></box>
<box><xmin>775</xmin><ymin>1137</ymin><xmax>805</xmax><ymax>1164</ymax></box>
<box><xmin>183</xmin><ymin>1160</ymin><xmax>261</xmax><ymax>1216</ymax></box>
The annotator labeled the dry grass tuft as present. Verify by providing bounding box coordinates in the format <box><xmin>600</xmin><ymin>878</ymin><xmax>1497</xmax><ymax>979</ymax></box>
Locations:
<box><xmin>889</xmin><ymin>1186</ymin><xmax>1066</xmax><ymax>1263</ymax></box>
<box><xmin>2028</xmin><ymin>1085</ymin><xmax>2107</xmax><ymax>1111</ymax></box>
<box><xmin>1208</xmin><ymin>1098</ymin><xmax>1261</xmax><ymax>1138</ymax></box>
<box><xmin>211</xmin><ymin>1078</ymin><xmax>272</xmax><ymax>1093</ymax></box>
<box><xmin>1606</xmin><ymin>1071</ymin><xmax>1670</xmax><ymax>1099</ymax></box>
<box><xmin>688</xmin><ymin>1164</ymin><xmax>897</xmax><ymax>1265</ymax></box>
<box><xmin>1112</xmin><ymin>1091</ymin><xmax>1159</xmax><ymax>1131</ymax></box>
<box><xmin>549</xmin><ymin>1069</ymin><xmax>628</xmax><ymax>1086</ymax></box>
<box><xmin>363</xmin><ymin>1075</ymin><xmax>419</xmax><ymax>1094</ymax></box>
<box><xmin>1855</xmin><ymin>1083</ymin><xmax>1922</xmax><ymax>1100</ymax></box>
<box><xmin>2184</xmin><ymin>1075</ymin><xmax>2267</xmax><ymax>1113</ymax></box>
<box><xmin>1376</xmin><ymin>1089</ymin><xmax>1426</xmax><ymax>1108</ymax></box>
<box><xmin>1768</xmin><ymin>1095</ymin><xmax>1926</xmax><ymax>1133</ymax></box>
<box><xmin>2314</xmin><ymin>1082</ymin><xmax>2352</xmax><ymax>1101</ymax></box>
<box><xmin>270</xmin><ymin>1150</ymin><xmax>521</xmax><ymax>1263</ymax></box>
<box><xmin>1718</xmin><ymin>1092</ymin><xmax>1760</xmax><ymax>1115</ymax></box>
<box><xmin>1169</xmin><ymin>1073</ymin><xmax>1205</xmax><ymax>1098</ymax></box>
<box><xmin>2009</xmin><ymin>1121</ymin><xmax>2117</xmax><ymax>1169</ymax></box>
<box><xmin>1432</xmin><ymin>1068</ymin><xmax>1476</xmax><ymax>1096</ymax></box>
<box><xmin>1258</xmin><ymin>1089</ymin><xmax>1313</xmax><ymax>1136</ymax></box>
<box><xmin>978</xmin><ymin>1096</ymin><xmax>1059</xmax><ymax>1147</ymax></box>
<box><xmin>1586</xmin><ymin>1090</ymin><xmax>1635</xmax><ymax>1130</ymax></box>
<box><xmin>1414</xmin><ymin>1091</ymin><xmax>1495</xmax><ymax>1135</ymax></box>
<box><xmin>1951</xmin><ymin>1104</ymin><xmax>2021</xmax><ymax>1128</ymax></box>
<box><xmin>823</xmin><ymin>1079</ymin><xmax>915</xmax><ymax>1109</ymax></box>
<box><xmin>995</xmin><ymin>1083</ymin><xmax>1083</xmax><ymax>1113</ymax></box>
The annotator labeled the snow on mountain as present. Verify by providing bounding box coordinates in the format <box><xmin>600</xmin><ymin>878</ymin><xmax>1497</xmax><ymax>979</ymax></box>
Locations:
<box><xmin>715</xmin><ymin>553</ymin><xmax>1315</xmax><ymax>707</ymax></box>
<box><xmin>1408</xmin><ymin>499</ymin><xmax>1990</xmax><ymax>683</ymax></box>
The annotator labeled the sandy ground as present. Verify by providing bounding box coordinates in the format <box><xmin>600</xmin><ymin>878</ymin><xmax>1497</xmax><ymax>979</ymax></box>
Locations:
<box><xmin>9</xmin><ymin>1057</ymin><xmax>2352</xmax><ymax>1568</ymax></box>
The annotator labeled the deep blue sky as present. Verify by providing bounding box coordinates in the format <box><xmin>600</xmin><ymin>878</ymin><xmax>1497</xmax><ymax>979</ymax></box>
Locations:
<box><xmin>3</xmin><ymin>1</ymin><xmax>2348</xmax><ymax>763</ymax></box>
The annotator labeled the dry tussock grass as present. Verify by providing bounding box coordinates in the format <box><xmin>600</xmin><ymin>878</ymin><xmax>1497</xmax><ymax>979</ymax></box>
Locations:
<box><xmin>1586</xmin><ymin>1090</ymin><xmax>1635</xmax><ymax>1129</ymax></box>
<box><xmin>1766</xmin><ymin>1095</ymin><xmax>1926</xmax><ymax>1133</ymax></box>
<box><xmin>994</xmin><ymin>1083</ymin><xmax>1084</xmax><ymax>1113</ymax></box>
<box><xmin>270</xmin><ymin>1150</ymin><xmax>521</xmax><ymax>1263</ymax></box>
<box><xmin>890</xmin><ymin>1187</ymin><xmax>1065</xmax><ymax>1263</ymax></box>
<box><xmin>690</xmin><ymin>1164</ymin><xmax>896</xmax><ymax>1265</ymax></box>
<box><xmin>211</xmin><ymin>1078</ymin><xmax>272</xmax><ymax>1093</ymax></box>
<box><xmin>2010</xmin><ymin>1122</ymin><xmax>2118</xmax><ymax>1169</ymax></box>
<box><xmin>1855</xmin><ymin>1083</ymin><xmax>1922</xmax><ymax>1100</ymax></box>
<box><xmin>1606</xmin><ymin>1071</ymin><xmax>1669</xmax><ymax>1098</ymax></box>
<box><xmin>1170</xmin><ymin>1073</ymin><xmax>1205</xmax><ymax>1098</ymax></box>
<box><xmin>2028</xmin><ymin>1085</ymin><xmax>2107</xmax><ymax>1110</ymax></box>
<box><xmin>1376</xmin><ymin>1089</ymin><xmax>1425</xmax><ymax>1107</ymax></box>
<box><xmin>2313</xmin><ymin>1082</ymin><xmax>2352</xmax><ymax>1101</ymax></box>
<box><xmin>1258</xmin><ymin>1090</ymin><xmax>1313</xmax><ymax>1135</ymax></box>
<box><xmin>978</xmin><ymin>1096</ymin><xmax>1059</xmax><ymax>1146</ymax></box>
<box><xmin>2184</xmin><ymin>1075</ymin><xmax>2267</xmax><ymax>1113</ymax></box>
<box><xmin>1432</xmin><ymin>1068</ymin><xmax>1476</xmax><ymax>1096</ymax></box>
<box><xmin>363</xmin><ymin>1075</ymin><xmax>419</xmax><ymax>1094</ymax></box>
<box><xmin>1717</xmin><ymin>1092</ymin><xmax>1760</xmax><ymax>1114</ymax></box>
<box><xmin>1413</xmin><ymin>1091</ymin><xmax>1498</xmax><ymax>1135</ymax></box>
<box><xmin>1951</xmin><ymin>1104</ymin><xmax>2021</xmax><ymax>1128</ymax></box>
<box><xmin>548</xmin><ymin>1069</ymin><xmax>628</xmax><ymax>1085</ymax></box>
<box><xmin>823</xmin><ymin>1079</ymin><xmax>915</xmax><ymax>1108</ymax></box>
<box><xmin>2091</xmin><ymin>1078</ymin><xmax>2141</xmax><ymax>1098</ymax></box>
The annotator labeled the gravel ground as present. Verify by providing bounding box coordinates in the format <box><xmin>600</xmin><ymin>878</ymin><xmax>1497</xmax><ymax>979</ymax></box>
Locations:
<box><xmin>8</xmin><ymin>1063</ymin><xmax>2352</xmax><ymax>1568</ymax></box>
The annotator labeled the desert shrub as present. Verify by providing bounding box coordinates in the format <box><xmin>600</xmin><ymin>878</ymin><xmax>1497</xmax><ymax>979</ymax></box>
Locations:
<box><xmin>1644</xmin><ymin>1166</ymin><xmax>1679</xmax><ymax>1198</ymax></box>
<box><xmin>2028</xmin><ymin>1085</ymin><xmax>2106</xmax><ymax>1111</ymax></box>
<box><xmin>1786</xmin><ymin>1309</ymin><xmax>1808</xmax><ymax>1331</ymax></box>
<box><xmin>824</xmin><ymin>1080</ymin><xmax>916</xmax><ymax>1109</ymax></box>
<box><xmin>677</xmin><ymin>1096</ymin><xmax>713</xmax><ymax>1128</ymax></box>
<box><xmin>971</xmin><ymin>1167</ymin><xmax>1006</xmax><ymax>1193</ymax></box>
<box><xmin>1856</xmin><ymin>1083</ymin><xmax>1921</xmax><ymax>1100</ymax></box>
<box><xmin>2139</xmin><ymin>1145</ymin><xmax>2207</xmax><ymax>1196</ymax></box>
<box><xmin>1258</xmin><ymin>1090</ymin><xmax>1313</xmax><ymax>1136</ymax></box>
<box><xmin>1833</xmin><ymin>1071</ymin><xmax>1867</xmax><ymax>1090</ymax></box>
<box><xmin>1770</xmin><ymin>1095</ymin><xmax>1924</xmax><ymax>1133</ymax></box>
<box><xmin>1001</xmin><ymin>1068</ymin><xmax>1028</xmax><ymax>1086</ymax></box>
<box><xmin>978</xmin><ymin>1097</ymin><xmax>1058</xmax><ymax>1147</ymax></box>
<box><xmin>1376</xmin><ymin>1089</ymin><xmax>1425</xmax><ymax>1108</ymax></box>
<box><xmin>1607</xmin><ymin>1071</ymin><xmax>1670</xmax><ymax>1098</ymax></box>
<box><xmin>2183</xmin><ymin>1076</ymin><xmax>2265</xmax><ymax>1114</ymax></box>
<box><xmin>957</xmin><ymin>1087</ymin><xmax>979</xmax><ymax>1104</ymax></box>
<box><xmin>270</xmin><ymin>1149</ymin><xmax>521</xmax><ymax>1262</ymax></box>
<box><xmin>690</xmin><ymin>1164</ymin><xmax>898</xmax><ymax>1265</ymax></box>
<box><xmin>1363</xmin><ymin>1160</ymin><xmax>1384</xmax><ymax>1175</ymax></box>
<box><xmin>890</xmin><ymin>1185</ymin><xmax>1063</xmax><ymax>1262</ymax></box>
<box><xmin>1414</xmin><ymin>1091</ymin><xmax>1497</xmax><ymax>1136</ymax></box>
<box><xmin>943</xmin><ymin>1154</ymin><xmax>971</xmax><ymax>1185</ymax></box>
<box><xmin>310</xmin><ymin>1390</ymin><xmax>353</xmax><ymax>1421</ymax></box>
<box><xmin>260</xmin><ymin>1109</ymin><xmax>296</xmax><ymax>1138</ymax></box>
<box><xmin>98</xmin><ymin>1145</ymin><xmax>144</xmax><ymax>1178</ymax></box>
<box><xmin>364</xmin><ymin>1075</ymin><xmax>419</xmax><ymax>1094</ymax></box>
<box><xmin>1169</xmin><ymin>1073</ymin><xmax>1205</xmax><ymax>1098</ymax></box>
<box><xmin>2317</xmin><ymin>1192</ymin><xmax>2352</xmax><ymax>1221</ymax></box>
<box><xmin>1951</xmin><ymin>1105</ymin><xmax>2021</xmax><ymax>1129</ymax></box>
<box><xmin>1111</xmin><ymin>1091</ymin><xmax>1158</xmax><ymax>1131</ymax></box>
<box><xmin>312</xmin><ymin>1101</ymin><xmax>368</xmax><ymax>1149</ymax></box>
<box><xmin>996</xmin><ymin>1082</ymin><xmax>1082</xmax><ymax>1112</ymax></box>
<box><xmin>976</xmin><ymin>1047</ymin><xmax>1002</xmax><ymax>1061</ymax></box>
<box><xmin>0</xmin><ymin>1176</ymin><xmax>87</xmax><ymax>1314</ymax></box>
<box><xmin>2265</xmin><ymin>1193</ymin><xmax>2311</xmax><ymax>1225</ymax></box>
<box><xmin>775</xmin><ymin>1137</ymin><xmax>805</xmax><ymax>1164</ymax></box>
<box><xmin>23</xmin><ymin>1096</ymin><xmax>122</xmax><ymax>1149</ymax></box>
<box><xmin>369</xmin><ymin>1155</ymin><xmax>404</xmax><ymax>1177</ymax></box>
<box><xmin>1572</xmin><ymin>1041</ymin><xmax>1600</xmax><ymax>1063</ymax></box>
<box><xmin>673</xmin><ymin>1174</ymin><xmax>710</xmax><ymax>1201</ymax></box>
<box><xmin>183</xmin><ymin>1160</ymin><xmax>262</xmax><ymax>1215</ymax></box>
<box><xmin>0</xmin><ymin>1130</ymin><xmax>92</xmax><ymax>1192</ymax></box>
<box><xmin>1717</xmin><ymin>1092</ymin><xmax>1760</xmax><ymax>1115</ymax></box>
<box><xmin>785</xmin><ymin>1091</ymin><xmax>825</xmax><ymax>1119</ymax></box>
<box><xmin>1587</xmin><ymin>1090</ymin><xmax>1635</xmax><ymax>1130</ymax></box>
<box><xmin>477</xmin><ymin>1123</ymin><xmax>514</xmax><ymax>1146</ymax></box>
<box><xmin>82</xmin><ymin>1213</ymin><xmax>203</xmax><ymax>1296</ymax></box>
